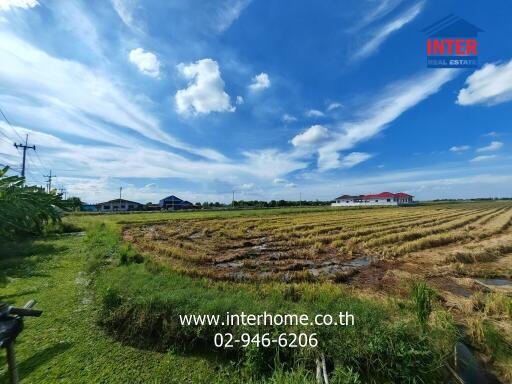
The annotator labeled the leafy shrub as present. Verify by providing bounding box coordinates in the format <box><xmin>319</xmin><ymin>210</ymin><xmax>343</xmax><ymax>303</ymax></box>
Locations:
<box><xmin>0</xmin><ymin>166</ymin><xmax>65</xmax><ymax>240</ymax></box>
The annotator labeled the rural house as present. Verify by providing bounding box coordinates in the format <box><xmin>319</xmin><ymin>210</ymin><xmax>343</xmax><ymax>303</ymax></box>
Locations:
<box><xmin>159</xmin><ymin>195</ymin><xmax>193</xmax><ymax>210</ymax></box>
<box><xmin>96</xmin><ymin>199</ymin><xmax>143</xmax><ymax>212</ymax></box>
<box><xmin>332</xmin><ymin>192</ymin><xmax>414</xmax><ymax>207</ymax></box>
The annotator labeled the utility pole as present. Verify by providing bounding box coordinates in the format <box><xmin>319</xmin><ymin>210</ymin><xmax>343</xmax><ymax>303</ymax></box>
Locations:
<box><xmin>232</xmin><ymin>190</ymin><xmax>235</xmax><ymax>208</ymax></box>
<box><xmin>119</xmin><ymin>187</ymin><xmax>122</xmax><ymax>200</ymax></box>
<box><xmin>299</xmin><ymin>192</ymin><xmax>302</xmax><ymax>207</ymax></box>
<box><xmin>44</xmin><ymin>170</ymin><xmax>55</xmax><ymax>193</ymax></box>
<box><xmin>14</xmin><ymin>134</ymin><xmax>36</xmax><ymax>178</ymax></box>
<box><xmin>59</xmin><ymin>188</ymin><xmax>67</xmax><ymax>200</ymax></box>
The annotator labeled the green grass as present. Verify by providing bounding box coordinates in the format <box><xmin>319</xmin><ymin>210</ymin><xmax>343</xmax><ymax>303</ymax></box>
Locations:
<box><xmin>0</xmin><ymin>235</ymin><xmax>236</xmax><ymax>383</ymax></box>
<box><xmin>0</xmin><ymin>206</ymin><xmax>469</xmax><ymax>383</ymax></box>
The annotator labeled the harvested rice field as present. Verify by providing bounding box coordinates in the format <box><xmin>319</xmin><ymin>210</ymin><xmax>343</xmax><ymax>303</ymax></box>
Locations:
<box><xmin>124</xmin><ymin>202</ymin><xmax>512</xmax><ymax>291</ymax></box>
<box><xmin>122</xmin><ymin>202</ymin><xmax>512</xmax><ymax>381</ymax></box>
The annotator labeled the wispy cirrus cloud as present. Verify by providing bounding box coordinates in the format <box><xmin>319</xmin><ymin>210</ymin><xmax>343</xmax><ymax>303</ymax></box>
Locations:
<box><xmin>476</xmin><ymin>141</ymin><xmax>503</xmax><ymax>153</ymax></box>
<box><xmin>111</xmin><ymin>0</ymin><xmax>145</xmax><ymax>33</ymax></box>
<box><xmin>450</xmin><ymin>145</ymin><xmax>470</xmax><ymax>153</ymax></box>
<box><xmin>354</xmin><ymin>0</ymin><xmax>403</xmax><ymax>30</ymax></box>
<box><xmin>0</xmin><ymin>0</ymin><xmax>38</xmax><ymax>11</ymax></box>
<box><xmin>309</xmin><ymin>69</ymin><xmax>457</xmax><ymax>170</ymax></box>
<box><xmin>353</xmin><ymin>1</ymin><xmax>424</xmax><ymax>60</ymax></box>
<box><xmin>0</xmin><ymin>32</ymin><xmax>227</xmax><ymax>161</ymax></box>
<box><xmin>470</xmin><ymin>155</ymin><xmax>498</xmax><ymax>162</ymax></box>
<box><xmin>214</xmin><ymin>0</ymin><xmax>252</xmax><ymax>33</ymax></box>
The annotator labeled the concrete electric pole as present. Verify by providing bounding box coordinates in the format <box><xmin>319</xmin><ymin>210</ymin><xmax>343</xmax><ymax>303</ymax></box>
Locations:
<box><xmin>14</xmin><ymin>134</ymin><xmax>35</xmax><ymax>178</ymax></box>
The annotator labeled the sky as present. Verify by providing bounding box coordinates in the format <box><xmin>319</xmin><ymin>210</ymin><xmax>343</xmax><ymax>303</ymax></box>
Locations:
<box><xmin>0</xmin><ymin>0</ymin><xmax>511</xmax><ymax>203</ymax></box>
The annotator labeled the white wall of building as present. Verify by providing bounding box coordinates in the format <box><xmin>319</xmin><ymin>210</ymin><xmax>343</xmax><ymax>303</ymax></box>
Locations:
<box><xmin>331</xmin><ymin>198</ymin><xmax>414</xmax><ymax>207</ymax></box>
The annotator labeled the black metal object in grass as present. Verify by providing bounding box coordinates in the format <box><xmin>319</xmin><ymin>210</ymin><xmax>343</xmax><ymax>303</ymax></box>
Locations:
<box><xmin>0</xmin><ymin>300</ymin><xmax>42</xmax><ymax>384</ymax></box>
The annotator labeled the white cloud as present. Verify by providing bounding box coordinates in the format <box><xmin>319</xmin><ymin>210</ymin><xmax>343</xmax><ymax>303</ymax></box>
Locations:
<box><xmin>305</xmin><ymin>109</ymin><xmax>325</xmax><ymax>118</ymax></box>
<box><xmin>282</xmin><ymin>114</ymin><xmax>298</xmax><ymax>123</ymax></box>
<box><xmin>313</xmin><ymin>69</ymin><xmax>457</xmax><ymax>170</ymax></box>
<box><xmin>0</xmin><ymin>0</ymin><xmax>38</xmax><ymax>11</ymax></box>
<box><xmin>214</xmin><ymin>0</ymin><xmax>251</xmax><ymax>33</ymax></box>
<box><xmin>249</xmin><ymin>72</ymin><xmax>270</xmax><ymax>91</ymax></box>
<box><xmin>239</xmin><ymin>182</ymin><xmax>255</xmax><ymax>190</ymax></box>
<box><xmin>291</xmin><ymin>125</ymin><xmax>330</xmax><ymax>147</ymax></box>
<box><xmin>354</xmin><ymin>1</ymin><xmax>424</xmax><ymax>60</ymax></box>
<box><xmin>318</xmin><ymin>150</ymin><xmax>372</xmax><ymax>171</ymax></box>
<box><xmin>449</xmin><ymin>145</ymin><xmax>470</xmax><ymax>153</ymax></box>
<box><xmin>351</xmin><ymin>0</ymin><xmax>403</xmax><ymax>31</ymax></box>
<box><xmin>327</xmin><ymin>102</ymin><xmax>343</xmax><ymax>111</ymax></box>
<box><xmin>273</xmin><ymin>178</ymin><xmax>296</xmax><ymax>188</ymax></box>
<box><xmin>457</xmin><ymin>59</ymin><xmax>512</xmax><ymax>106</ymax></box>
<box><xmin>470</xmin><ymin>155</ymin><xmax>498</xmax><ymax>162</ymax></box>
<box><xmin>0</xmin><ymin>32</ymin><xmax>227</xmax><ymax>161</ymax></box>
<box><xmin>339</xmin><ymin>152</ymin><xmax>373</xmax><ymax>168</ymax></box>
<box><xmin>129</xmin><ymin>48</ymin><xmax>160</xmax><ymax>77</ymax></box>
<box><xmin>236</xmin><ymin>95</ymin><xmax>244</xmax><ymax>105</ymax></box>
<box><xmin>476</xmin><ymin>141</ymin><xmax>503</xmax><ymax>153</ymax></box>
<box><xmin>111</xmin><ymin>0</ymin><xmax>144</xmax><ymax>33</ymax></box>
<box><xmin>175</xmin><ymin>58</ymin><xmax>234</xmax><ymax>116</ymax></box>
<box><xmin>485</xmin><ymin>131</ymin><xmax>499</xmax><ymax>137</ymax></box>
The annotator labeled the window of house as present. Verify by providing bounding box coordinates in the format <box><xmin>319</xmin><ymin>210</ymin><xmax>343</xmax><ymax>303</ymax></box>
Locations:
<box><xmin>103</xmin><ymin>205</ymin><xmax>110</xmax><ymax>210</ymax></box>
<box><xmin>375</xmin><ymin>200</ymin><xmax>378</xmax><ymax>202</ymax></box>
<box><xmin>129</xmin><ymin>205</ymin><xmax>134</xmax><ymax>209</ymax></box>
<box><xmin>387</xmin><ymin>199</ymin><xmax>391</xmax><ymax>202</ymax></box>
<box><xmin>120</xmin><ymin>205</ymin><xmax>125</xmax><ymax>209</ymax></box>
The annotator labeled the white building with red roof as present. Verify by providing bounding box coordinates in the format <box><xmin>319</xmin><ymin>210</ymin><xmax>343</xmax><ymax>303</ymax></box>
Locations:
<box><xmin>332</xmin><ymin>192</ymin><xmax>415</xmax><ymax>207</ymax></box>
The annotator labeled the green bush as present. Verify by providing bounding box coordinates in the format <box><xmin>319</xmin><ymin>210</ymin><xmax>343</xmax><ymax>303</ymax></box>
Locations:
<box><xmin>0</xmin><ymin>166</ymin><xmax>65</xmax><ymax>240</ymax></box>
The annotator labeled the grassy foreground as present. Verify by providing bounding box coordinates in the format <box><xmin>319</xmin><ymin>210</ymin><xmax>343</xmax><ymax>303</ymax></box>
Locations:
<box><xmin>0</xmin><ymin>235</ymin><xmax>233</xmax><ymax>383</ymax></box>
<box><xmin>0</xmin><ymin>207</ymin><xmax>477</xmax><ymax>383</ymax></box>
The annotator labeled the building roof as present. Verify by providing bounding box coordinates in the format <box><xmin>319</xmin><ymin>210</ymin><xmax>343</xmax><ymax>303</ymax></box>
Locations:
<box><xmin>335</xmin><ymin>194</ymin><xmax>363</xmax><ymax>200</ymax></box>
<box><xmin>394</xmin><ymin>192</ymin><xmax>414</xmax><ymax>198</ymax></box>
<box><xmin>160</xmin><ymin>195</ymin><xmax>183</xmax><ymax>203</ymax></box>
<box><xmin>364</xmin><ymin>192</ymin><xmax>396</xmax><ymax>199</ymax></box>
<box><xmin>97</xmin><ymin>199</ymin><xmax>142</xmax><ymax>206</ymax></box>
<box><xmin>159</xmin><ymin>195</ymin><xmax>193</xmax><ymax>206</ymax></box>
<box><xmin>335</xmin><ymin>192</ymin><xmax>414</xmax><ymax>200</ymax></box>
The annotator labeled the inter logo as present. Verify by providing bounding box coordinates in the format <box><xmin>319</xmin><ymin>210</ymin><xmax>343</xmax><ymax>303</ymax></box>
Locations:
<box><xmin>423</xmin><ymin>15</ymin><xmax>483</xmax><ymax>68</ymax></box>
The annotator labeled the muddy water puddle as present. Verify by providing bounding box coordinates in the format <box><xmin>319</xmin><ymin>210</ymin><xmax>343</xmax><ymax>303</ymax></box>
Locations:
<box><xmin>476</xmin><ymin>278</ymin><xmax>512</xmax><ymax>287</ymax></box>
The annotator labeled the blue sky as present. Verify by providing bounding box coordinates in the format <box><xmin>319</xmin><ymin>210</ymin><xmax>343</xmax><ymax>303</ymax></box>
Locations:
<box><xmin>0</xmin><ymin>0</ymin><xmax>511</xmax><ymax>203</ymax></box>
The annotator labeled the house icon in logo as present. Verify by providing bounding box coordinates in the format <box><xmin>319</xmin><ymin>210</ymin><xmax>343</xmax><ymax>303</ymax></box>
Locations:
<box><xmin>423</xmin><ymin>15</ymin><xmax>483</xmax><ymax>68</ymax></box>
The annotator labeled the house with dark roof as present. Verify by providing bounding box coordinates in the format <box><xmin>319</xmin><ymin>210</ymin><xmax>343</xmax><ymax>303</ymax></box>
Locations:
<box><xmin>159</xmin><ymin>195</ymin><xmax>193</xmax><ymax>211</ymax></box>
<box><xmin>332</xmin><ymin>192</ymin><xmax>414</xmax><ymax>207</ymax></box>
<box><xmin>96</xmin><ymin>199</ymin><xmax>143</xmax><ymax>212</ymax></box>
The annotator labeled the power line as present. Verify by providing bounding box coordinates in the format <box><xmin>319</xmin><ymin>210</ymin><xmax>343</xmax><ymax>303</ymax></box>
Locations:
<box><xmin>33</xmin><ymin>149</ymin><xmax>47</xmax><ymax>173</ymax></box>
<box><xmin>26</xmin><ymin>151</ymin><xmax>46</xmax><ymax>177</ymax></box>
<box><xmin>0</xmin><ymin>105</ymin><xmax>23</xmax><ymax>142</ymax></box>
<box><xmin>0</xmin><ymin>135</ymin><xmax>12</xmax><ymax>145</ymax></box>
